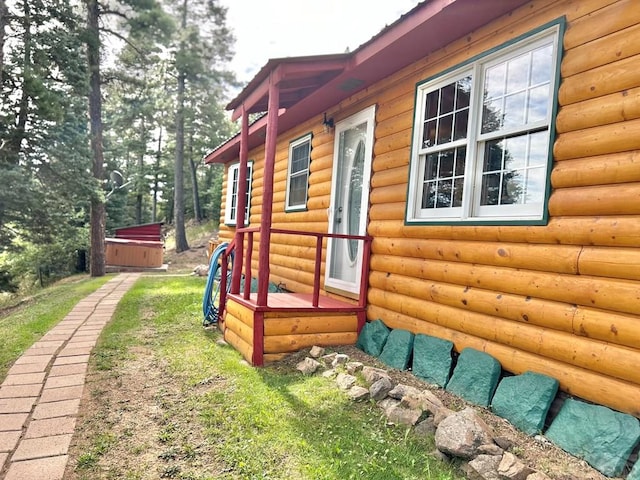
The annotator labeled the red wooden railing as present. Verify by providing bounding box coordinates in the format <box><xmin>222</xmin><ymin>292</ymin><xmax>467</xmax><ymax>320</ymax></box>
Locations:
<box><xmin>217</xmin><ymin>227</ymin><xmax>372</xmax><ymax>320</ymax></box>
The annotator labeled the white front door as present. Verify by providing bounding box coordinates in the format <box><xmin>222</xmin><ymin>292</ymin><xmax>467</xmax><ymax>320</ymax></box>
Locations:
<box><xmin>325</xmin><ymin>105</ymin><xmax>376</xmax><ymax>295</ymax></box>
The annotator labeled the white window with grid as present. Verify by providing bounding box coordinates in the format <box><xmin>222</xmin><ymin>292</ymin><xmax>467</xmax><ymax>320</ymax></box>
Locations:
<box><xmin>406</xmin><ymin>25</ymin><xmax>561</xmax><ymax>223</ymax></box>
<box><xmin>285</xmin><ymin>133</ymin><xmax>312</xmax><ymax>211</ymax></box>
<box><xmin>224</xmin><ymin>161</ymin><xmax>252</xmax><ymax>226</ymax></box>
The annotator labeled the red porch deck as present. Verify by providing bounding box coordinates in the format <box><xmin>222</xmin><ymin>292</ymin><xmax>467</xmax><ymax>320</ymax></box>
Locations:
<box><xmin>218</xmin><ymin>228</ymin><xmax>371</xmax><ymax>366</ymax></box>
<box><xmin>223</xmin><ymin>292</ymin><xmax>363</xmax><ymax>365</ymax></box>
<box><xmin>228</xmin><ymin>291</ymin><xmax>363</xmax><ymax>312</ymax></box>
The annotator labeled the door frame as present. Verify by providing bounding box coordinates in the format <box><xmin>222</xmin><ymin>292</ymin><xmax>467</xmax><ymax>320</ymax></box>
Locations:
<box><xmin>325</xmin><ymin>104</ymin><xmax>376</xmax><ymax>297</ymax></box>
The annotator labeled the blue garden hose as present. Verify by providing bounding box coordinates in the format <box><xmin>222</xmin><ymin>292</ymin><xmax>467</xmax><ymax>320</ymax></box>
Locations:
<box><xmin>202</xmin><ymin>242</ymin><xmax>231</xmax><ymax>326</ymax></box>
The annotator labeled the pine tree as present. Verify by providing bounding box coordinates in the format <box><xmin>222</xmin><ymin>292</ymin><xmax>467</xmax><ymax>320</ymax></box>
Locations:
<box><xmin>167</xmin><ymin>0</ymin><xmax>235</xmax><ymax>252</ymax></box>
<box><xmin>84</xmin><ymin>0</ymin><xmax>173</xmax><ymax>276</ymax></box>
<box><xmin>0</xmin><ymin>0</ymin><xmax>90</xmax><ymax>252</ymax></box>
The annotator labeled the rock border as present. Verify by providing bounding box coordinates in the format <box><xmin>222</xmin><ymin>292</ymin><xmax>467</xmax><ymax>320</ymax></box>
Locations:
<box><xmin>298</xmin><ymin>347</ymin><xmax>552</xmax><ymax>480</ymax></box>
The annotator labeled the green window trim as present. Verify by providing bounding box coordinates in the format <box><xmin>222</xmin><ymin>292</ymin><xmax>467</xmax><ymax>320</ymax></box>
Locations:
<box><xmin>405</xmin><ymin>18</ymin><xmax>566</xmax><ymax>226</ymax></box>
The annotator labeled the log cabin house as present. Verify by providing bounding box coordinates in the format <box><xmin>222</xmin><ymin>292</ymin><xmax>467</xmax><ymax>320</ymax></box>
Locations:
<box><xmin>204</xmin><ymin>0</ymin><xmax>640</xmax><ymax>418</ymax></box>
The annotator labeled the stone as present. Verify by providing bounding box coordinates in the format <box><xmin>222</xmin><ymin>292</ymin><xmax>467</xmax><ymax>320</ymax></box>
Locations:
<box><xmin>321</xmin><ymin>352</ymin><xmax>338</xmax><ymax>363</ymax></box>
<box><xmin>361</xmin><ymin>366</ymin><xmax>390</xmax><ymax>385</ymax></box>
<box><xmin>193</xmin><ymin>264</ymin><xmax>209</xmax><ymax>276</ymax></box>
<box><xmin>296</xmin><ymin>357</ymin><xmax>322</xmax><ymax>375</ymax></box>
<box><xmin>433</xmin><ymin>406</ymin><xmax>454</xmax><ymax>427</ymax></box>
<box><xmin>215</xmin><ymin>339</ymin><xmax>228</xmax><ymax>346</ymax></box>
<box><xmin>494</xmin><ymin>435</ymin><xmax>515</xmax><ymax>451</ymax></box>
<box><xmin>345</xmin><ymin>361</ymin><xmax>364</xmax><ymax>375</ymax></box>
<box><xmin>629</xmin><ymin>461</ymin><xmax>640</xmax><ymax>480</ymax></box>
<box><xmin>465</xmin><ymin>454</ymin><xmax>502</xmax><ymax>480</ymax></box>
<box><xmin>477</xmin><ymin>444</ymin><xmax>503</xmax><ymax>456</ymax></box>
<box><xmin>627</xmin><ymin>460</ymin><xmax>640</xmax><ymax>480</ymax></box>
<box><xmin>331</xmin><ymin>353</ymin><xmax>350</xmax><ymax>368</ymax></box>
<box><xmin>498</xmin><ymin>452</ymin><xmax>533</xmax><ymax>480</ymax></box>
<box><xmin>435</xmin><ymin>407</ymin><xmax>495</xmax><ymax>459</ymax></box>
<box><xmin>378</xmin><ymin>329</ymin><xmax>415</xmax><ymax>370</ymax></box>
<box><xmin>369</xmin><ymin>377</ymin><xmax>393</xmax><ymax>401</ymax></box>
<box><xmin>347</xmin><ymin>386</ymin><xmax>369</xmax><ymax>401</ymax></box>
<box><xmin>413</xmin><ymin>334</ymin><xmax>454</xmax><ymax>387</ymax></box>
<box><xmin>309</xmin><ymin>346</ymin><xmax>325</xmax><ymax>358</ymax></box>
<box><xmin>533</xmin><ymin>435</ymin><xmax>551</xmax><ymax>446</ymax></box>
<box><xmin>321</xmin><ymin>369</ymin><xmax>337</xmax><ymax>379</ymax></box>
<box><xmin>491</xmin><ymin>371</ymin><xmax>558</xmax><ymax>435</ymax></box>
<box><xmin>446</xmin><ymin>348</ymin><xmax>501</xmax><ymax>407</ymax></box>
<box><xmin>388</xmin><ymin>383</ymin><xmax>422</xmax><ymax>400</ymax></box>
<box><xmin>419</xmin><ymin>390</ymin><xmax>445</xmax><ymax>415</ymax></box>
<box><xmin>400</xmin><ymin>393</ymin><xmax>423</xmax><ymax>411</ymax></box>
<box><xmin>335</xmin><ymin>373</ymin><xmax>357</xmax><ymax>390</ymax></box>
<box><xmin>400</xmin><ymin>390</ymin><xmax>444</xmax><ymax>416</ymax></box>
<box><xmin>355</xmin><ymin>319</ymin><xmax>390</xmax><ymax>357</ymax></box>
<box><xmin>386</xmin><ymin>405</ymin><xmax>423</xmax><ymax>426</ymax></box>
<box><xmin>414</xmin><ymin>418</ymin><xmax>436</xmax><ymax>437</ymax></box>
<box><xmin>545</xmin><ymin>398</ymin><xmax>640</xmax><ymax>477</ymax></box>
<box><xmin>526</xmin><ymin>473</ymin><xmax>551</xmax><ymax>480</ymax></box>
<box><xmin>378</xmin><ymin>398</ymin><xmax>400</xmax><ymax>414</ymax></box>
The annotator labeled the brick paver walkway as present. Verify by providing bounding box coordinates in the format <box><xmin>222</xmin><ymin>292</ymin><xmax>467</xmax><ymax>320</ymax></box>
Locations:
<box><xmin>0</xmin><ymin>273</ymin><xmax>140</xmax><ymax>480</ymax></box>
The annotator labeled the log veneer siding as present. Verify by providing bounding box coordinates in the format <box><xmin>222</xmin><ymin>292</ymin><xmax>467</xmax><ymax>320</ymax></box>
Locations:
<box><xmin>217</xmin><ymin>0</ymin><xmax>640</xmax><ymax>416</ymax></box>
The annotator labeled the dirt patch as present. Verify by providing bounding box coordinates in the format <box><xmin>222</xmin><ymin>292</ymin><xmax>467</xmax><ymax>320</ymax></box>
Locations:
<box><xmin>64</xmin><ymin>331</ymin><xmax>227</xmax><ymax>480</ymax></box>
<box><xmin>164</xmin><ymin>240</ymin><xmax>212</xmax><ymax>275</ymax></box>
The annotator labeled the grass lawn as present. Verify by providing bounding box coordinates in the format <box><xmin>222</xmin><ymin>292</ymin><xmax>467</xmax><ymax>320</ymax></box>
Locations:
<box><xmin>73</xmin><ymin>275</ymin><xmax>465</xmax><ymax>480</ymax></box>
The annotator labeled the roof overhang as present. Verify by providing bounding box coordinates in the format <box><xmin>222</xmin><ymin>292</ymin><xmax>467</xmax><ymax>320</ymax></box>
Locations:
<box><xmin>205</xmin><ymin>0</ymin><xmax>532</xmax><ymax>164</ymax></box>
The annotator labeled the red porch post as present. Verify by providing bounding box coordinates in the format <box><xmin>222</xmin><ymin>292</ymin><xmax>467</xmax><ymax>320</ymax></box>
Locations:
<box><xmin>231</xmin><ymin>106</ymin><xmax>249</xmax><ymax>294</ymax></box>
<box><xmin>257</xmin><ymin>74</ymin><xmax>280</xmax><ymax>306</ymax></box>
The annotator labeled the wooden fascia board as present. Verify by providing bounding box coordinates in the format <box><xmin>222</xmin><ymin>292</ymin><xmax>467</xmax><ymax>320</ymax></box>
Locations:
<box><xmin>203</xmin><ymin>114</ymin><xmax>268</xmax><ymax>164</ymax></box>
<box><xmin>230</xmin><ymin>59</ymin><xmax>348</xmax><ymax>121</ymax></box>
<box><xmin>353</xmin><ymin>0</ymin><xmax>455</xmax><ymax>63</ymax></box>
<box><xmin>230</xmin><ymin>73</ymin><xmax>272</xmax><ymax>121</ymax></box>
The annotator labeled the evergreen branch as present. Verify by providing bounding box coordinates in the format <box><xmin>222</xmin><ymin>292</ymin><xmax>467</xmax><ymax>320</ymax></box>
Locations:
<box><xmin>100</xmin><ymin>27</ymin><xmax>142</xmax><ymax>56</ymax></box>
<box><xmin>98</xmin><ymin>8</ymin><xmax>128</xmax><ymax>21</ymax></box>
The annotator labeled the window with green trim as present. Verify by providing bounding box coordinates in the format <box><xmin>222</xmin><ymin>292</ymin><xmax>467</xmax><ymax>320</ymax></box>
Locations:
<box><xmin>285</xmin><ymin>133</ymin><xmax>312</xmax><ymax>211</ymax></box>
<box><xmin>406</xmin><ymin>24</ymin><xmax>561</xmax><ymax>223</ymax></box>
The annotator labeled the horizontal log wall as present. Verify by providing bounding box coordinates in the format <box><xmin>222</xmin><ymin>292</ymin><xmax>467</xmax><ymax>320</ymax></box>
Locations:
<box><xmin>365</xmin><ymin>0</ymin><xmax>640</xmax><ymax>416</ymax></box>
<box><xmin>223</xmin><ymin>299</ymin><xmax>254</xmax><ymax>363</ymax></box>
<box><xmin>262</xmin><ymin>311</ymin><xmax>358</xmax><ymax>354</ymax></box>
<box><xmin>215</xmin><ymin>0</ymin><xmax>640</xmax><ymax>416</ymax></box>
<box><xmin>263</xmin><ymin>331</ymin><xmax>358</xmax><ymax>354</ymax></box>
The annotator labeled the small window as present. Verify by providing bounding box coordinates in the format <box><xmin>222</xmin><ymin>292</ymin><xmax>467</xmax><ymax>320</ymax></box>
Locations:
<box><xmin>224</xmin><ymin>161</ymin><xmax>253</xmax><ymax>226</ymax></box>
<box><xmin>285</xmin><ymin>133</ymin><xmax>312</xmax><ymax>211</ymax></box>
<box><xmin>406</xmin><ymin>23</ymin><xmax>562</xmax><ymax>224</ymax></box>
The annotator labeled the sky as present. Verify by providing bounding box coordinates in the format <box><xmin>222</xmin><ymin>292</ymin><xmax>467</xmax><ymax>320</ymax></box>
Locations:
<box><xmin>219</xmin><ymin>0</ymin><xmax>420</xmax><ymax>83</ymax></box>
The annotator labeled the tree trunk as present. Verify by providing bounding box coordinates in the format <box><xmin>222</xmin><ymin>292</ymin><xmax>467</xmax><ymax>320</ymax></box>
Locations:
<box><xmin>188</xmin><ymin>131</ymin><xmax>201</xmax><ymax>222</ymax></box>
<box><xmin>0</xmin><ymin>0</ymin><xmax>7</xmax><ymax>85</ymax></box>
<box><xmin>173</xmin><ymin>0</ymin><xmax>189</xmax><ymax>252</ymax></box>
<box><xmin>152</xmin><ymin>125</ymin><xmax>162</xmax><ymax>223</ymax></box>
<box><xmin>87</xmin><ymin>0</ymin><xmax>105</xmax><ymax>277</ymax></box>
<box><xmin>9</xmin><ymin>0</ymin><xmax>30</xmax><ymax>160</ymax></box>
<box><xmin>189</xmin><ymin>157</ymin><xmax>201</xmax><ymax>222</ymax></box>
<box><xmin>135</xmin><ymin>119</ymin><xmax>146</xmax><ymax>224</ymax></box>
